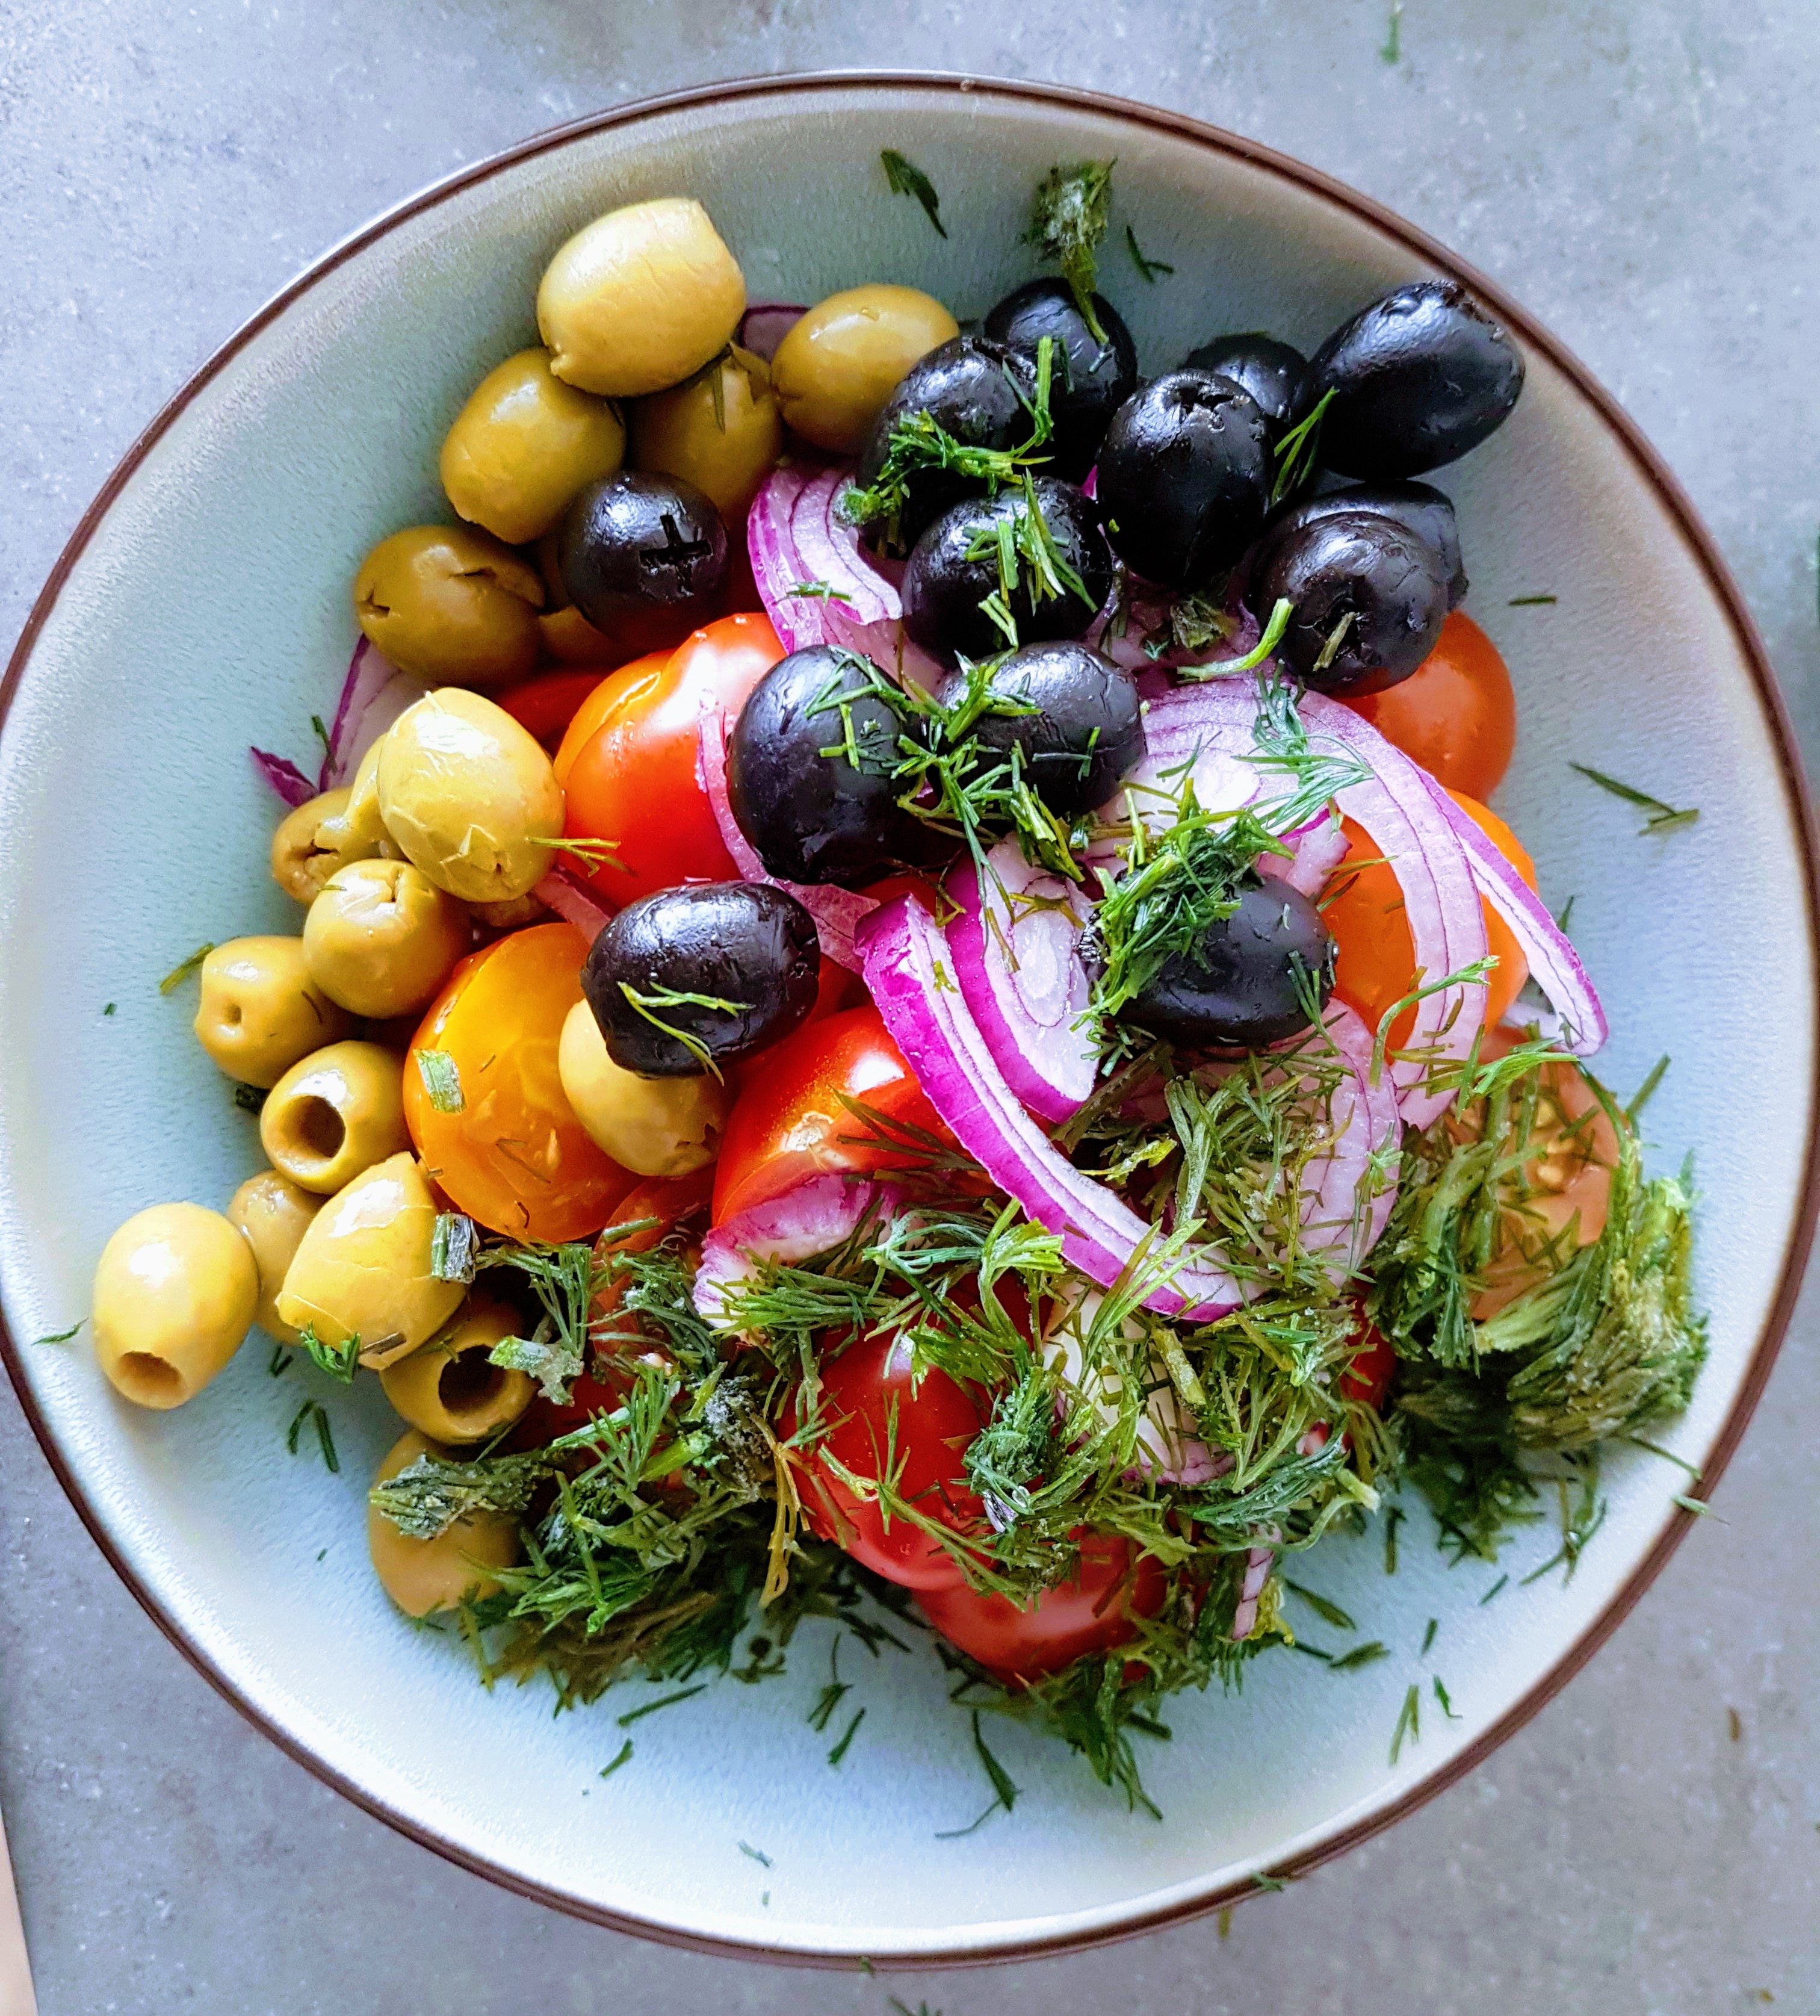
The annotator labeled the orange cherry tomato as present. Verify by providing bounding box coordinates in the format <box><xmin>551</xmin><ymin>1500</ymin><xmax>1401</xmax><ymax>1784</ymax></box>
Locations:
<box><xmin>497</xmin><ymin>668</ymin><xmax>618</xmax><ymax>752</ymax></box>
<box><xmin>560</xmin><ymin>613</ymin><xmax>784</xmax><ymax>908</ymax></box>
<box><xmin>1325</xmin><ymin>789</ymin><xmax>1537</xmax><ymax>1047</ymax></box>
<box><xmin>1341</xmin><ymin>609</ymin><xmax>1517</xmax><ymax>801</ymax></box>
<box><xmin>550</xmin><ymin>648</ymin><xmax>675</xmax><ymax>787</ymax></box>
<box><xmin>405</xmin><ymin>923</ymin><xmax>636</xmax><ymax>1243</ymax></box>
<box><xmin>712</xmin><ymin>1005</ymin><xmax>951</xmax><ymax>1226</ymax></box>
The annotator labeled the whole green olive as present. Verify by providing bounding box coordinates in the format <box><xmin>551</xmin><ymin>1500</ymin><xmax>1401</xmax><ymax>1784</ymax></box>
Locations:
<box><xmin>227</xmin><ymin>1170</ymin><xmax>322</xmax><ymax>1344</ymax></box>
<box><xmin>376</xmin><ymin>689</ymin><xmax>563</xmax><ymax>904</ymax></box>
<box><xmin>193</xmin><ymin>937</ymin><xmax>350</xmax><ymax>1088</ymax></box>
<box><xmin>271</xmin><ymin>781</ymin><xmax>392</xmax><ymax>905</ymax></box>
<box><xmin>276</xmin><ymin>1152</ymin><xmax>464</xmax><ymax>1366</ymax></box>
<box><xmin>91</xmin><ymin>1202</ymin><xmax>258</xmax><ymax>1409</ymax></box>
<box><xmin>770</xmin><ymin>285</ymin><xmax>960</xmax><ymax>454</ymax></box>
<box><xmin>557</xmin><ymin>999</ymin><xmax>726</xmax><ymax>1175</ymax></box>
<box><xmin>440</xmin><ymin>348</ymin><xmax>627</xmax><ymax>545</ymax></box>
<box><xmin>260</xmin><ymin>1038</ymin><xmax>411</xmax><ymax>1194</ymax></box>
<box><xmin>353</xmin><ymin>526</ymin><xmax>544</xmax><ymax>689</ymax></box>
<box><xmin>378</xmin><ymin>1295</ymin><xmax>534</xmax><ymax>1444</ymax></box>
<box><xmin>628</xmin><ymin>344</ymin><xmax>783</xmax><ymax>522</ymax></box>
<box><xmin>537</xmin><ymin>196</ymin><xmax>745</xmax><ymax>399</ymax></box>
<box><xmin>368</xmin><ymin>1428</ymin><xmax>519</xmax><ymax>1616</ymax></box>
<box><xmin>303</xmin><ymin>858</ymin><xmax>471</xmax><ymax>1019</ymax></box>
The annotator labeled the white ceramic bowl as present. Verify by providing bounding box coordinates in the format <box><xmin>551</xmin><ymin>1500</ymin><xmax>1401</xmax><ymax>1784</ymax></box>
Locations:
<box><xmin>2</xmin><ymin>74</ymin><xmax>1813</xmax><ymax>1965</ymax></box>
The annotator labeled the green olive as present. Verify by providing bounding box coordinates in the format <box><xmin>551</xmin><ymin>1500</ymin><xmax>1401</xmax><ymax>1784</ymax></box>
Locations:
<box><xmin>226</xmin><ymin>1171</ymin><xmax>322</xmax><ymax>1344</ymax></box>
<box><xmin>193</xmin><ymin>937</ymin><xmax>350</xmax><ymax>1088</ymax></box>
<box><xmin>302</xmin><ymin>858</ymin><xmax>471</xmax><ymax>1019</ymax></box>
<box><xmin>91</xmin><ymin>1202</ymin><xmax>258</xmax><ymax>1409</ymax></box>
<box><xmin>628</xmin><ymin>345</ymin><xmax>783</xmax><ymax>521</ymax></box>
<box><xmin>368</xmin><ymin>1428</ymin><xmax>519</xmax><ymax>1617</ymax></box>
<box><xmin>276</xmin><ymin>1152</ymin><xmax>463</xmax><ymax>1367</ymax></box>
<box><xmin>271</xmin><ymin>783</ymin><xmax>391</xmax><ymax>905</ymax></box>
<box><xmin>537</xmin><ymin>196</ymin><xmax>745</xmax><ymax>399</ymax></box>
<box><xmin>440</xmin><ymin>348</ymin><xmax>627</xmax><ymax>545</ymax></box>
<box><xmin>557</xmin><ymin>999</ymin><xmax>726</xmax><ymax>1176</ymax></box>
<box><xmin>376</xmin><ymin>688</ymin><xmax>563</xmax><ymax>905</ymax></box>
<box><xmin>353</xmin><ymin>526</ymin><xmax>544</xmax><ymax>689</ymax></box>
<box><xmin>379</xmin><ymin>1295</ymin><xmax>534</xmax><ymax>1444</ymax></box>
<box><xmin>260</xmin><ymin>1039</ymin><xmax>410</xmax><ymax>1194</ymax></box>
<box><xmin>770</xmin><ymin>285</ymin><xmax>961</xmax><ymax>454</ymax></box>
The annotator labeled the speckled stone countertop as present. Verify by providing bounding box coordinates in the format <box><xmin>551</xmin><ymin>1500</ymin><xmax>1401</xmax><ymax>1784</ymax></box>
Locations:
<box><xmin>1</xmin><ymin>4</ymin><xmax>1816</xmax><ymax>2011</ymax></box>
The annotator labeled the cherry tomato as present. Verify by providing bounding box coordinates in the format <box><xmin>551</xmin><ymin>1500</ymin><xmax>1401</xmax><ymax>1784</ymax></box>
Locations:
<box><xmin>1340</xmin><ymin>1316</ymin><xmax>1398</xmax><ymax>1411</ymax></box>
<box><xmin>560</xmin><ymin>613</ymin><xmax>784</xmax><ymax>908</ymax></box>
<box><xmin>1325</xmin><ymin>789</ymin><xmax>1537</xmax><ymax>1046</ymax></box>
<box><xmin>712</xmin><ymin>1005</ymin><xmax>952</xmax><ymax>1225</ymax></box>
<box><xmin>551</xmin><ymin>649</ymin><xmax>674</xmax><ymax>787</ymax></box>
<box><xmin>788</xmin><ymin>1329</ymin><xmax>989</xmax><ymax>1591</ymax></box>
<box><xmin>406</xmin><ymin>923</ymin><xmax>636</xmax><ymax>1243</ymax></box>
<box><xmin>1341</xmin><ymin>609</ymin><xmax>1517</xmax><ymax>800</ymax></box>
<box><xmin>725</xmin><ymin>955</ymin><xmax>864</xmax><ymax>1093</ymax></box>
<box><xmin>915</xmin><ymin>1534</ymin><xmax>1168</xmax><ymax>1686</ymax></box>
<box><xmin>497</xmin><ymin>668</ymin><xmax>619</xmax><ymax>752</ymax></box>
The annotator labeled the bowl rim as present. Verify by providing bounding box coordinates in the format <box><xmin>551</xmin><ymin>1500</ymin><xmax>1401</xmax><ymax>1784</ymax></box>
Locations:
<box><xmin>3</xmin><ymin>67</ymin><xmax>1815</xmax><ymax>1970</ymax></box>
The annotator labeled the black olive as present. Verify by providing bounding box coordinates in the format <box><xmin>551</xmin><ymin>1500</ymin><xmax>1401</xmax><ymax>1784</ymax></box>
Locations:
<box><xmin>900</xmin><ymin>479</ymin><xmax>1113</xmax><ymax>664</ymax></box>
<box><xmin>559</xmin><ymin>471</ymin><xmax>728</xmax><ymax>656</ymax></box>
<box><xmin>1094</xmin><ymin>370</ymin><xmax>1272</xmax><ymax>591</ymax></box>
<box><xmin>852</xmin><ymin>337</ymin><xmax>1040</xmax><ymax>553</ymax></box>
<box><xmin>581</xmin><ymin>882</ymin><xmax>820</xmax><ymax>1078</ymax></box>
<box><xmin>1255</xmin><ymin>479</ymin><xmax>1467</xmax><ymax>609</ymax></box>
<box><xmin>727</xmin><ymin>646</ymin><xmax>927</xmax><ymax>885</ymax></box>
<box><xmin>1310</xmin><ymin>280</ymin><xmax>1524</xmax><ymax>479</ymax></box>
<box><xmin>983</xmin><ymin>279</ymin><xmax>1138</xmax><ymax>479</ymax></box>
<box><xmin>1124</xmin><ymin>879</ymin><xmax>1334</xmax><ymax>1050</ymax></box>
<box><xmin>1181</xmin><ymin>332</ymin><xmax>1310</xmax><ymax>445</ymax></box>
<box><xmin>935</xmin><ymin>642</ymin><xmax>1143</xmax><ymax>817</ymax></box>
<box><xmin>1254</xmin><ymin>509</ymin><xmax>1449</xmax><ymax>696</ymax></box>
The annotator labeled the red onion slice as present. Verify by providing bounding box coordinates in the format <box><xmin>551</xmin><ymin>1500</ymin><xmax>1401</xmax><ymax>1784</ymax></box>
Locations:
<box><xmin>859</xmin><ymin>895</ymin><xmax>1239</xmax><ymax>1322</ymax></box>
<box><xmin>946</xmin><ymin>843</ymin><xmax>1098</xmax><ymax>1123</ymax></box>
<box><xmin>250</xmin><ymin>748</ymin><xmax>317</xmax><ymax>808</ymax></box>
<box><xmin>695</xmin><ymin>1173</ymin><xmax>902</xmax><ymax>1329</ymax></box>
<box><xmin>1300</xmin><ymin>1002</ymin><xmax>1403</xmax><ymax>1271</ymax></box>
<box><xmin>1230</xmin><ymin>1543</ymin><xmax>1275</xmax><ymax>1642</ymax></box>
<box><xmin>1258</xmin><ymin>813</ymin><xmax>1350</xmax><ymax>899</ymax></box>
<box><xmin>534</xmin><ymin>869</ymin><xmax>614</xmax><ymax>939</ymax></box>
<box><xmin>734</xmin><ymin>301</ymin><xmax>806</xmax><ymax>362</ymax></box>
<box><xmin>318</xmin><ymin>639</ymin><xmax>429</xmax><ymax>790</ymax></box>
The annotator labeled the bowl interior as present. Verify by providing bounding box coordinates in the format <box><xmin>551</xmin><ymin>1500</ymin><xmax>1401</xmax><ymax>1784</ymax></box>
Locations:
<box><xmin>0</xmin><ymin>78</ymin><xmax>1809</xmax><ymax>1961</ymax></box>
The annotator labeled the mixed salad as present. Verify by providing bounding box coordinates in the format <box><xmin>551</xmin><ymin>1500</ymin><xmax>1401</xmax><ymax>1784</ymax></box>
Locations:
<box><xmin>80</xmin><ymin>161</ymin><xmax>1706</xmax><ymax>1804</ymax></box>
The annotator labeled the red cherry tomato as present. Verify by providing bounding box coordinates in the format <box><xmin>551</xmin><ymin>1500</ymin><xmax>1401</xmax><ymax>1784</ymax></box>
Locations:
<box><xmin>495</xmin><ymin>668</ymin><xmax>621</xmax><ymax>752</ymax></box>
<box><xmin>551</xmin><ymin>649</ymin><xmax>675</xmax><ymax>787</ymax></box>
<box><xmin>788</xmin><ymin>1329</ymin><xmax>989</xmax><ymax>1591</ymax></box>
<box><xmin>915</xmin><ymin>1534</ymin><xmax>1168</xmax><ymax>1685</ymax></box>
<box><xmin>725</xmin><ymin>956</ymin><xmax>864</xmax><ymax>1093</ymax></box>
<box><xmin>1340</xmin><ymin>1317</ymin><xmax>1398</xmax><ymax>1412</ymax></box>
<box><xmin>1341</xmin><ymin>609</ymin><xmax>1517</xmax><ymax>801</ymax></box>
<box><xmin>712</xmin><ymin>1005</ymin><xmax>952</xmax><ymax>1225</ymax></box>
<box><xmin>560</xmin><ymin>613</ymin><xmax>783</xmax><ymax>908</ymax></box>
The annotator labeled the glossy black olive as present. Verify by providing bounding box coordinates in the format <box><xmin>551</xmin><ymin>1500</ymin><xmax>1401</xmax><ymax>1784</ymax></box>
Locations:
<box><xmin>1181</xmin><ymin>332</ymin><xmax>1310</xmax><ymax>444</ymax></box>
<box><xmin>1310</xmin><ymin>281</ymin><xmax>1524</xmax><ymax>479</ymax></box>
<box><xmin>581</xmin><ymin>882</ymin><xmax>820</xmax><ymax>1078</ymax></box>
<box><xmin>983</xmin><ymin>279</ymin><xmax>1138</xmax><ymax>479</ymax></box>
<box><xmin>935</xmin><ymin>642</ymin><xmax>1143</xmax><ymax>817</ymax></box>
<box><xmin>900</xmin><ymin>479</ymin><xmax>1113</xmax><ymax>664</ymax></box>
<box><xmin>728</xmin><ymin>646</ymin><xmax>927</xmax><ymax>885</ymax></box>
<box><xmin>1094</xmin><ymin>371</ymin><xmax>1272</xmax><ymax>592</ymax></box>
<box><xmin>1255</xmin><ymin>479</ymin><xmax>1467</xmax><ymax>609</ymax></box>
<box><xmin>558</xmin><ymin>471</ymin><xmax>728</xmax><ymax>657</ymax></box>
<box><xmin>1254</xmin><ymin>509</ymin><xmax>1449</xmax><ymax>696</ymax></box>
<box><xmin>852</xmin><ymin>336</ymin><xmax>1041</xmax><ymax>553</ymax></box>
<box><xmin>1124</xmin><ymin>879</ymin><xmax>1334</xmax><ymax>1050</ymax></box>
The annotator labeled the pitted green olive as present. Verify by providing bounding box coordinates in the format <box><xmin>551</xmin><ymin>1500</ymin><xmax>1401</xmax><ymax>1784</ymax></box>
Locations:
<box><xmin>275</xmin><ymin>1152</ymin><xmax>463</xmax><ymax>1367</ymax></box>
<box><xmin>537</xmin><ymin>197</ymin><xmax>745</xmax><ymax>399</ymax></box>
<box><xmin>440</xmin><ymin>348</ymin><xmax>627</xmax><ymax>545</ymax></box>
<box><xmin>193</xmin><ymin>937</ymin><xmax>349</xmax><ymax>1088</ymax></box>
<box><xmin>260</xmin><ymin>1039</ymin><xmax>410</xmax><ymax>1194</ymax></box>
<box><xmin>376</xmin><ymin>688</ymin><xmax>563</xmax><ymax>904</ymax></box>
<box><xmin>628</xmin><ymin>345</ymin><xmax>782</xmax><ymax>521</ymax></box>
<box><xmin>379</xmin><ymin>1295</ymin><xmax>534</xmax><ymax>1444</ymax></box>
<box><xmin>368</xmin><ymin>1428</ymin><xmax>519</xmax><ymax>1616</ymax></box>
<box><xmin>302</xmin><ymin>858</ymin><xmax>470</xmax><ymax>1020</ymax></box>
<box><xmin>271</xmin><ymin>783</ymin><xmax>389</xmax><ymax>905</ymax></box>
<box><xmin>770</xmin><ymin>285</ymin><xmax>961</xmax><ymax>454</ymax></box>
<box><xmin>91</xmin><ymin>1202</ymin><xmax>258</xmax><ymax>1409</ymax></box>
<box><xmin>227</xmin><ymin>1171</ymin><xmax>322</xmax><ymax>1344</ymax></box>
<box><xmin>557</xmin><ymin>999</ymin><xmax>726</xmax><ymax>1176</ymax></box>
<box><xmin>353</xmin><ymin>526</ymin><xmax>544</xmax><ymax>689</ymax></box>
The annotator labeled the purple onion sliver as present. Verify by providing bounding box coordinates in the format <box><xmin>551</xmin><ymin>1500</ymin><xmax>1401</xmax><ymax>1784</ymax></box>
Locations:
<box><xmin>249</xmin><ymin>747</ymin><xmax>317</xmax><ymax>808</ymax></box>
<box><xmin>734</xmin><ymin>301</ymin><xmax>808</xmax><ymax>362</ymax></box>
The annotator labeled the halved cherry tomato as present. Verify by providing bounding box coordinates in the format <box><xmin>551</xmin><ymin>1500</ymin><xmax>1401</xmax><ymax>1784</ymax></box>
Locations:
<box><xmin>1325</xmin><ymin>789</ymin><xmax>1537</xmax><ymax>1046</ymax></box>
<box><xmin>497</xmin><ymin>668</ymin><xmax>618</xmax><ymax>752</ymax></box>
<box><xmin>915</xmin><ymin>1534</ymin><xmax>1168</xmax><ymax>1686</ymax></box>
<box><xmin>560</xmin><ymin>613</ymin><xmax>783</xmax><ymax>908</ymax></box>
<box><xmin>1341</xmin><ymin>609</ymin><xmax>1517</xmax><ymax>801</ymax></box>
<box><xmin>788</xmin><ymin>1330</ymin><xmax>989</xmax><ymax>1591</ymax></box>
<box><xmin>1340</xmin><ymin>1316</ymin><xmax>1398</xmax><ymax>1412</ymax></box>
<box><xmin>712</xmin><ymin>1005</ymin><xmax>951</xmax><ymax>1225</ymax></box>
<box><xmin>406</xmin><ymin>923</ymin><xmax>636</xmax><ymax>1242</ymax></box>
<box><xmin>551</xmin><ymin>649</ymin><xmax>675</xmax><ymax>787</ymax></box>
<box><xmin>725</xmin><ymin>955</ymin><xmax>864</xmax><ymax>1093</ymax></box>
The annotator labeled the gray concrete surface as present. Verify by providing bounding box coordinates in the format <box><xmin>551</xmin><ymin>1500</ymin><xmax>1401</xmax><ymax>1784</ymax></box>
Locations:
<box><xmin>2</xmin><ymin>2</ymin><xmax>1818</xmax><ymax>2010</ymax></box>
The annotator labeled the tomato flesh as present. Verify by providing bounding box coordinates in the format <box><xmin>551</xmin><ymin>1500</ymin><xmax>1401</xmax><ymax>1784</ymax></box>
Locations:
<box><xmin>1342</xmin><ymin>608</ymin><xmax>1517</xmax><ymax>800</ymax></box>
<box><xmin>551</xmin><ymin>650</ymin><xmax>674</xmax><ymax>786</ymax></box>
<box><xmin>495</xmin><ymin>668</ymin><xmax>619</xmax><ymax>752</ymax></box>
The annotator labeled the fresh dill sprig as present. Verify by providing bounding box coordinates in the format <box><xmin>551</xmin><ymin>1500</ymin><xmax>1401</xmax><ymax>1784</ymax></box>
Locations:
<box><xmin>1124</xmin><ymin>223</ymin><xmax>1174</xmax><ymax>282</ymax></box>
<box><xmin>31</xmin><ymin>1320</ymin><xmax>82</xmax><ymax>1347</ymax></box>
<box><xmin>158</xmin><ymin>943</ymin><xmax>215</xmax><ymax>994</ymax></box>
<box><xmin>1271</xmin><ymin>388</ymin><xmax>1336</xmax><ymax>504</ymax></box>
<box><xmin>881</xmin><ymin>149</ymin><xmax>947</xmax><ymax>237</ymax></box>
<box><xmin>1027</xmin><ymin>161</ymin><xmax>1115</xmax><ymax>343</ymax></box>
<box><xmin>616</xmin><ymin>982</ymin><xmax>748</xmax><ymax>1080</ymax></box>
<box><xmin>784</xmin><ymin>579</ymin><xmax>856</xmax><ymax>607</ymax></box>
<box><xmin>962</xmin><ymin>474</ymin><xmax>1097</xmax><ymax>649</ymax></box>
<box><xmin>299</xmin><ymin>1326</ymin><xmax>359</xmax><ymax>1382</ymax></box>
<box><xmin>1570</xmin><ymin>763</ymin><xmax>1698</xmax><ymax>836</ymax></box>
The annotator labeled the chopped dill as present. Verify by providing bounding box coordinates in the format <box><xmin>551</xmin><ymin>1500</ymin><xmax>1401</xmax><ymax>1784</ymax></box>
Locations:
<box><xmin>158</xmin><ymin>943</ymin><xmax>214</xmax><ymax>994</ymax></box>
<box><xmin>1380</xmin><ymin>0</ymin><xmax>1403</xmax><ymax>61</ymax></box>
<box><xmin>1479</xmin><ymin>1574</ymin><xmax>1509</xmax><ymax>1605</ymax></box>
<box><xmin>1027</xmin><ymin>161</ymin><xmax>1115</xmax><ymax>343</ymax></box>
<box><xmin>1570</xmin><ymin>762</ymin><xmax>1698</xmax><ymax>835</ymax></box>
<box><xmin>232</xmin><ymin>1082</ymin><xmax>267</xmax><ymax>1115</ymax></box>
<box><xmin>618</xmin><ymin>1684</ymin><xmax>710</xmax><ymax>1728</ymax></box>
<box><xmin>31</xmin><ymin>1320</ymin><xmax>82</xmax><ymax>1347</ymax></box>
<box><xmin>310</xmin><ymin>713</ymin><xmax>330</xmax><ymax>754</ymax></box>
<box><xmin>1172</xmin><ymin>595</ymin><xmax>1295</xmax><ymax>681</ymax></box>
<box><xmin>430</xmin><ymin>1211</ymin><xmax>478</xmax><ymax>1284</ymax></box>
<box><xmin>599</xmin><ymin>1740</ymin><xmax>633</xmax><ymax>1779</ymax></box>
<box><xmin>784</xmin><ymin>579</ymin><xmax>856</xmax><ymax>606</ymax></box>
<box><xmin>1673</xmin><ymin>1492</ymin><xmax>1715</xmax><ymax>1516</ymax></box>
<box><xmin>1433</xmin><ymin>1675</ymin><xmax>1461</xmax><ymax>1719</ymax></box>
<box><xmin>1125</xmin><ymin>223</ymin><xmax>1174</xmax><ymax>282</ymax></box>
<box><xmin>962</xmin><ymin>476</ymin><xmax>1097</xmax><ymax>648</ymax></box>
<box><xmin>880</xmin><ymin>149</ymin><xmax>947</xmax><ymax>238</ymax></box>
<box><xmin>415</xmin><ymin>1048</ymin><xmax>465</xmax><ymax>1113</ymax></box>
<box><xmin>1389</xmin><ymin>1682</ymin><xmax>1421</xmax><ymax>1763</ymax></box>
<box><xmin>616</xmin><ymin>982</ymin><xmax>748</xmax><ymax>1080</ymax></box>
<box><xmin>1271</xmin><ymin>387</ymin><xmax>1336</xmax><ymax>504</ymax></box>
<box><xmin>267</xmin><ymin>1340</ymin><xmax>290</xmax><ymax>1377</ymax></box>
<box><xmin>1383</xmin><ymin>1505</ymin><xmax>1405</xmax><ymax>1574</ymax></box>
<box><xmin>299</xmin><ymin>1326</ymin><xmax>359</xmax><ymax>1383</ymax></box>
<box><xmin>1508</xmin><ymin>593</ymin><xmax>1558</xmax><ymax>606</ymax></box>
<box><xmin>737</xmin><ymin>1839</ymin><xmax>773</xmax><ymax>1867</ymax></box>
<box><xmin>103</xmin><ymin>1002</ymin><xmax>116</xmax><ymax>1016</ymax></box>
<box><xmin>1281</xmin><ymin>1579</ymin><xmax>1357</xmax><ymax>1632</ymax></box>
<box><xmin>1328</xmin><ymin>1640</ymin><xmax>1390</xmax><ymax>1672</ymax></box>
<box><xmin>285</xmin><ymin>1398</ymin><xmax>338</xmax><ymax>1472</ymax></box>
<box><xmin>826</xmin><ymin>1706</ymin><xmax>865</xmax><ymax>1767</ymax></box>
<box><xmin>1421</xmin><ymin>1616</ymin><xmax>1438</xmax><ymax>1655</ymax></box>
